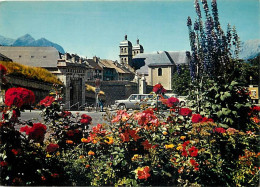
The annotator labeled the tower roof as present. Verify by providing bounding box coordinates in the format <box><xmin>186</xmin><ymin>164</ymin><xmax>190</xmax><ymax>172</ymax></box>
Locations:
<box><xmin>119</xmin><ymin>35</ymin><xmax>132</xmax><ymax>47</ymax></box>
<box><xmin>133</xmin><ymin>39</ymin><xmax>143</xmax><ymax>50</ymax></box>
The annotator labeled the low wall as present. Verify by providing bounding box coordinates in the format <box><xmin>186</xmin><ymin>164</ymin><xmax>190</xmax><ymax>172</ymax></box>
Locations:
<box><xmin>86</xmin><ymin>80</ymin><xmax>138</xmax><ymax>106</ymax></box>
<box><xmin>6</xmin><ymin>75</ymin><xmax>53</xmax><ymax>104</ymax></box>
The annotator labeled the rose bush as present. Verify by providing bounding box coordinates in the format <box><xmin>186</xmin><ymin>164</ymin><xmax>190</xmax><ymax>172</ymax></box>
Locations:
<box><xmin>0</xmin><ymin>79</ymin><xmax>259</xmax><ymax>186</ymax></box>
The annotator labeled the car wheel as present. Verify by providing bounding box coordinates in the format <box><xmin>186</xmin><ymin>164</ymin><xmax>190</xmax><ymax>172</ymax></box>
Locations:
<box><xmin>118</xmin><ymin>104</ymin><xmax>126</xmax><ymax>110</ymax></box>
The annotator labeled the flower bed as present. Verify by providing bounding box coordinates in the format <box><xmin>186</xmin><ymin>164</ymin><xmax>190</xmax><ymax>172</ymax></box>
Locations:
<box><xmin>0</xmin><ymin>81</ymin><xmax>259</xmax><ymax>186</ymax></box>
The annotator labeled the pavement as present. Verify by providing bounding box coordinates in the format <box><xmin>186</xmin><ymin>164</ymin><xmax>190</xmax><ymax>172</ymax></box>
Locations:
<box><xmin>19</xmin><ymin>110</ymin><xmax>114</xmax><ymax>129</ymax></box>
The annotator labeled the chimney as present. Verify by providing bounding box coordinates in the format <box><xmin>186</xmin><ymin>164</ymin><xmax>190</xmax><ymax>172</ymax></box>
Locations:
<box><xmin>93</xmin><ymin>56</ymin><xmax>98</xmax><ymax>63</ymax></box>
<box><xmin>125</xmin><ymin>35</ymin><xmax>127</xmax><ymax>40</ymax></box>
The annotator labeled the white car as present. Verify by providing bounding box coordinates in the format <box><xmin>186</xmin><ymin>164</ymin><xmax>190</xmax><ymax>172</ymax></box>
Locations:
<box><xmin>114</xmin><ymin>94</ymin><xmax>166</xmax><ymax>110</ymax></box>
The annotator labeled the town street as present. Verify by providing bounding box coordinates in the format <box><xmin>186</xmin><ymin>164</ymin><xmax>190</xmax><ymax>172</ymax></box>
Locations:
<box><xmin>19</xmin><ymin>110</ymin><xmax>113</xmax><ymax>129</ymax></box>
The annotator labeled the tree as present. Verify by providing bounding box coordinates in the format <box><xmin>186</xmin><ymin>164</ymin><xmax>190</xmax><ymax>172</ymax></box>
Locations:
<box><xmin>171</xmin><ymin>65</ymin><xmax>191</xmax><ymax>96</ymax></box>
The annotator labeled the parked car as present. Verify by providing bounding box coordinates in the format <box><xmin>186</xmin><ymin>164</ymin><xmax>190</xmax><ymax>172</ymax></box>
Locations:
<box><xmin>114</xmin><ymin>94</ymin><xmax>168</xmax><ymax>110</ymax></box>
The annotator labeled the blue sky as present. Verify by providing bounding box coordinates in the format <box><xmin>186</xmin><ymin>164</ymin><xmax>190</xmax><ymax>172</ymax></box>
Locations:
<box><xmin>0</xmin><ymin>0</ymin><xmax>259</xmax><ymax>61</ymax></box>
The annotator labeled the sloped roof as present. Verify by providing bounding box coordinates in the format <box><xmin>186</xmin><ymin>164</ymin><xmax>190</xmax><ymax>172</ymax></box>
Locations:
<box><xmin>0</xmin><ymin>46</ymin><xmax>61</xmax><ymax>68</ymax></box>
<box><xmin>133</xmin><ymin>51</ymin><xmax>190</xmax><ymax>74</ymax></box>
<box><xmin>86</xmin><ymin>59</ymin><xmax>103</xmax><ymax>70</ymax></box>
<box><xmin>99</xmin><ymin>59</ymin><xmax>130</xmax><ymax>74</ymax></box>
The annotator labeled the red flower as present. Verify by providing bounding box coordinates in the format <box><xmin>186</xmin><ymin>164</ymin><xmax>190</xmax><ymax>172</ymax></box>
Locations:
<box><xmin>20</xmin><ymin>123</ymin><xmax>47</xmax><ymax>143</ymax></box>
<box><xmin>11</xmin><ymin>149</ymin><xmax>19</xmax><ymax>155</ymax></box>
<box><xmin>80</xmin><ymin>114</ymin><xmax>92</xmax><ymax>124</ymax></box>
<box><xmin>137</xmin><ymin>166</ymin><xmax>151</xmax><ymax>180</ymax></box>
<box><xmin>62</xmin><ymin>111</ymin><xmax>71</xmax><ymax>117</ymax></box>
<box><xmin>183</xmin><ymin>140</ymin><xmax>190</xmax><ymax>147</ymax></box>
<box><xmin>182</xmin><ymin>148</ymin><xmax>188</xmax><ymax>157</ymax></box>
<box><xmin>190</xmin><ymin>158</ymin><xmax>199</xmax><ymax>171</ymax></box>
<box><xmin>0</xmin><ymin>161</ymin><xmax>8</xmax><ymax>167</ymax></box>
<box><xmin>39</xmin><ymin>96</ymin><xmax>55</xmax><ymax>107</ymax></box>
<box><xmin>191</xmin><ymin>114</ymin><xmax>203</xmax><ymax>123</ymax></box>
<box><xmin>153</xmin><ymin>83</ymin><xmax>166</xmax><ymax>94</ymax></box>
<box><xmin>128</xmin><ymin>129</ymin><xmax>140</xmax><ymax>141</ymax></box>
<box><xmin>67</xmin><ymin>130</ymin><xmax>74</xmax><ymax>137</ymax></box>
<box><xmin>51</xmin><ymin>173</ymin><xmax>59</xmax><ymax>178</ymax></box>
<box><xmin>167</xmin><ymin>97</ymin><xmax>179</xmax><ymax>107</ymax></box>
<box><xmin>46</xmin><ymin>143</ymin><xmax>59</xmax><ymax>153</ymax></box>
<box><xmin>188</xmin><ymin>146</ymin><xmax>198</xmax><ymax>157</ymax></box>
<box><xmin>5</xmin><ymin>87</ymin><xmax>35</xmax><ymax>108</ymax></box>
<box><xmin>0</xmin><ymin>64</ymin><xmax>7</xmax><ymax>75</ymax></box>
<box><xmin>142</xmin><ymin>140</ymin><xmax>152</xmax><ymax>150</ymax></box>
<box><xmin>179</xmin><ymin>108</ymin><xmax>192</xmax><ymax>116</ymax></box>
<box><xmin>201</xmin><ymin>117</ymin><xmax>214</xmax><ymax>122</ymax></box>
<box><xmin>120</xmin><ymin>132</ymin><xmax>130</xmax><ymax>142</ymax></box>
<box><xmin>214</xmin><ymin>127</ymin><xmax>226</xmax><ymax>133</ymax></box>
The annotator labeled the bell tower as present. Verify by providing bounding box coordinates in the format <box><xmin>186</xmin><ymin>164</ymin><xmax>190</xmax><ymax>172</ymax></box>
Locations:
<box><xmin>119</xmin><ymin>35</ymin><xmax>133</xmax><ymax>66</ymax></box>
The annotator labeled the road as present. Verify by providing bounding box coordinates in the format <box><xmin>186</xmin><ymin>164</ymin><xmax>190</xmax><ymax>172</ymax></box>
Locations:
<box><xmin>19</xmin><ymin>110</ymin><xmax>114</xmax><ymax>129</ymax></box>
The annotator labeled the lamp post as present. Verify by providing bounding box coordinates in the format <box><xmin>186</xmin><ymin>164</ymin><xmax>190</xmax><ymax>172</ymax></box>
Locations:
<box><xmin>95</xmin><ymin>78</ymin><xmax>100</xmax><ymax>112</ymax></box>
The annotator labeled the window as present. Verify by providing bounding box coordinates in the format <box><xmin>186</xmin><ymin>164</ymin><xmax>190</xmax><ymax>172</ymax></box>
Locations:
<box><xmin>18</xmin><ymin>55</ymin><xmax>22</xmax><ymax>58</ymax></box>
<box><xmin>158</xmin><ymin>68</ymin><xmax>162</xmax><ymax>76</ymax></box>
<box><xmin>43</xmin><ymin>56</ymin><xmax>46</xmax><ymax>58</ymax></box>
<box><xmin>31</xmin><ymin>56</ymin><xmax>34</xmax><ymax>58</ymax></box>
<box><xmin>124</xmin><ymin>58</ymin><xmax>127</xmax><ymax>62</ymax></box>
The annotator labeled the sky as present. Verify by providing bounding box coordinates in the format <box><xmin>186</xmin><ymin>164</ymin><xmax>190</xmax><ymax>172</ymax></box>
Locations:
<box><xmin>0</xmin><ymin>0</ymin><xmax>259</xmax><ymax>61</ymax></box>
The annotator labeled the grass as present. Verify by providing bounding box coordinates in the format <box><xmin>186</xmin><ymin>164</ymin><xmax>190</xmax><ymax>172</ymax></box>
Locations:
<box><xmin>0</xmin><ymin>61</ymin><xmax>63</xmax><ymax>85</ymax></box>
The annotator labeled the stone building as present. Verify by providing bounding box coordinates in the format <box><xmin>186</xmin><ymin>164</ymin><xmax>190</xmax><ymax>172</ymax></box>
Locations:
<box><xmin>119</xmin><ymin>35</ymin><xmax>144</xmax><ymax>67</ymax></box>
<box><xmin>133</xmin><ymin>51</ymin><xmax>190</xmax><ymax>91</ymax></box>
<box><xmin>0</xmin><ymin>46</ymin><xmax>87</xmax><ymax>109</ymax></box>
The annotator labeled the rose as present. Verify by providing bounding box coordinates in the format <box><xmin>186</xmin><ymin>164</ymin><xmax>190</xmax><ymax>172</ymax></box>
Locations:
<box><xmin>5</xmin><ymin>87</ymin><xmax>35</xmax><ymax>108</ymax></box>
<box><xmin>39</xmin><ymin>96</ymin><xmax>55</xmax><ymax>107</ymax></box>
<box><xmin>20</xmin><ymin>123</ymin><xmax>47</xmax><ymax>143</ymax></box>
<box><xmin>179</xmin><ymin>108</ymin><xmax>192</xmax><ymax>116</ymax></box>
<box><xmin>191</xmin><ymin>114</ymin><xmax>203</xmax><ymax>123</ymax></box>
<box><xmin>153</xmin><ymin>83</ymin><xmax>166</xmax><ymax>94</ymax></box>
<box><xmin>46</xmin><ymin>143</ymin><xmax>59</xmax><ymax>153</ymax></box>
<box><xmin>167</xmin><ymin>97</ymin><xmax>179</xmax><ymax>107</ymax></box>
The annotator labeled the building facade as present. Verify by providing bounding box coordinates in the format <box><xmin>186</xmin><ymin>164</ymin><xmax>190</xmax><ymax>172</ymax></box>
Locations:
<box><xmin>0</xmin><ymin>46</ymin><xmax>87</xmax><ymax>109</ymax></box>
<box><xmin>133</xmin><ymin>51</ymin><xmax>191</xmax><ymax>91</ymax></box>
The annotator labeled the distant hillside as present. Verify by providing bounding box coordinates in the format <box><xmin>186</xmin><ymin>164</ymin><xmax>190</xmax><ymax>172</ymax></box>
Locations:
<box><xmin>0</xmin><ymin>35</ymin><xmax>15</xmax><ymax>46</ymax></box>
<box><xmin>0</xmin><ymin>34</ymin><xmax>65</xmax><ymax>54</ymax></box>
<box><xmin>239</xmin><ymin>39</ymin><xmax>260</xmax><ymax>60</ymax></box>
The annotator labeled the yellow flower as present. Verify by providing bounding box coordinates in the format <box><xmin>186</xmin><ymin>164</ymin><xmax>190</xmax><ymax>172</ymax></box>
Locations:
<box><xmin>46</xmin><ymin>153</ymin><xmax>52</xmax><ymax>158</ymax></box>
<box><xmin>164</xmin><ymin>144</ymin><xmax>174</xmax><ymax>149</ymax></box>
<box><xmin>131</xmin><ymin>154</ymin><xmax>142</xmax><ymax>161</ymax></box>
<box><xmin>88</xmin><ymin>150</ymin><xmax>95</xmax><ymax>156</ymax></box>
<box><xmin>162</xmin><ymin>131</ymin><xmax>168</xmax><ymax>135</ymax></box>
<box><xmin>92</xmin><ymin>139</ymin><xmax>98</xmax><ymax>144</ymax></box>
<box><xmin>176</xmin><ymin>144</ymin><xmax>182</xmax><ymax>151</ymax></box>
<box><xmin>81</xmin><ymin>138</ymin><xmax>88</xmax><ymax>143</ymax></box>
<box><xmin>104</xmin><ymin>137</ymin><xmax>114</xmax><ymax>145</ymax></box>
<box><xmin>180</xmin><ymin>136</ymin><xmax>186</xmax><ymax>140</ymax></box>
<box><xmin>56</xmin><ymin>151</ymin><xmax>60</xmax><ymax>156</ymax></box>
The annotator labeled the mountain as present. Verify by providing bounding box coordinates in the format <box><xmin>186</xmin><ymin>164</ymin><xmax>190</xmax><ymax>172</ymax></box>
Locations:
<box><xmin>0</xmin><ymin>34</ymin><xmax>65</xmax><ymax>54</ymax></box>
<box><xmin>239</xmin><ymin>39</ymin><xmax>260</xmax><ymax>60</ymax></box>
<box><xmin>0</xmin><ymin>35</ymin><xmax>15</xmax><ymax>46</ymax></box>
<box><xmin>12</xmin><ymin>34</ymin><xmax>35</xmax><ymax>46</ymax></box>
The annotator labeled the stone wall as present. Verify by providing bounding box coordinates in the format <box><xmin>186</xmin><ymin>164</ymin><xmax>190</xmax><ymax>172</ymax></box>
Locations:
<box><xmin>6</xmin><ymin>75</ymin><xmax>53</xmax><ymax>104</ymax></box>
<box><xmin>86</xmin><ymin>80</ymin><xmax>138</xmax><ymax>106</ymax></box>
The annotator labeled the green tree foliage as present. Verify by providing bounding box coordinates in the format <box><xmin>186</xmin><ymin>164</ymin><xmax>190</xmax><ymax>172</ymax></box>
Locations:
<box><xmin>172</xmin><ymin>65</ymin><xmax>191</xmax><ymax>96</ymax></box>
